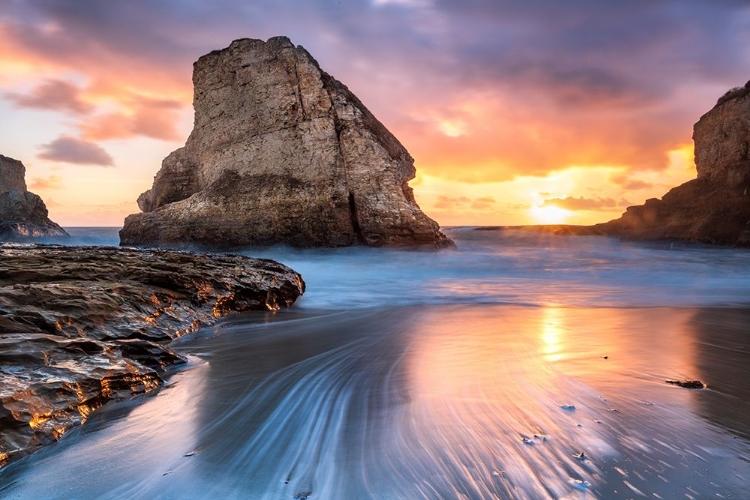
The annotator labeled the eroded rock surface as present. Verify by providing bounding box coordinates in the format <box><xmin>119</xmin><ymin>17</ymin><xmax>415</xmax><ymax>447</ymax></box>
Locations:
<box><xmin>595</xmin><ymin>81</ymin><xmax>750</xmax><ymax>246</ymax></box>
<box><xmin>0</xmin><ymin>245</ymin><xmax>304</xmax><ymax>467</ymax></box>
<box><xmin>0</xmin><ymin>155</ymin><xmax>68</xmax><ymax>241</ymax></box>
<box><xmin>120</xmin><ymin>36</ymin><xmax>452</xmax><ymax>250</ymax></box>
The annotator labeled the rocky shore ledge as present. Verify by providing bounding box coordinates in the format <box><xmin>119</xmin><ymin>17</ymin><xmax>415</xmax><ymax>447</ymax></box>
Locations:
<box><xmin>0</xmin><ymin>245</ymin><xmax>304</xmax><ymax>467</ymax></box>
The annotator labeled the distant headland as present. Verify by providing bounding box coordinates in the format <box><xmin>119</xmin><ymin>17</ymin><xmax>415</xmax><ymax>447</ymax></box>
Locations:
<box><xmin>594</xmin><ymin>79</ymin><xmax>750</xmax><ymax>246</ymax></box>
<box><xmin>487</xmin><ymin>81</ymin><xmax>750</xmax><ymax>247</ymax></box>
<box><xmin>0</xmin><ymin>154</ymin><xmax>68</xmax><ymax>241</ymax></box>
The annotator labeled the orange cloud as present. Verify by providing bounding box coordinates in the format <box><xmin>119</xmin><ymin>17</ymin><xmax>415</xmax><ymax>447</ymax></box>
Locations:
<box><xmin>542</xmin><ymin>196</ymin><xmax>630</xmax><ymax>211</ymax></box>
<box><xmin>387</xmin><ymin>88</ymin><xmax>684</xmax><ymax>185</ymax></box>
<box><xmin>434</xmin><ymin>195</ymin><xmax>470</xmax><ymax>210</ymax></box>
<box><xmin>430</xmin><ymin>195</ymin><xmax>500</xmax><ymax>218</ymax></box>
<box><xmin>471</xmin><ymin>196</ymin><xmax>497</xmax><ymax>210</ymax></box>
<box><xmin>0</xmin><ymin>20</ymin><xmax>191</xmax><ymax>143</ymax></box>
<box><xmin>29</xmin><ymin>175</ymin><xmax>63</xmax><ymax>190</ymax></box>
<box><xmin>5</xmin><ymin>79</ymin><xmax>93</xmax><ymax>114</ymax></box>
<box><xmin>79</xmin><ymin>95</ymin><xmax>184</xmax><ymax>141</ymax></box>
<box><xmin>610</xmin><ymin>173</ymin><xmax>653</xmax><ymax>190</ymax></box>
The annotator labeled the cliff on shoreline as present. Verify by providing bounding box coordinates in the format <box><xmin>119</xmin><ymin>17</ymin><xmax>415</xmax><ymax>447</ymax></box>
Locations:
<box><xmin>594</xmin><ymin>81</ymin><xmax>750</xmax><ymax>246</ymax></box>
<box><xmin>486</xmin><ymin>82</ymin><xmax>750</xmax><ymax>246</ymax></box>
<box><xmin>0</xmin><ymin>155</ymin><xmax>68</xmax><ymax>241</ymax></box>
<box><xmin>0</xmin><ymin>245</ymin><xmax>304</xmax><ymax>467</ymax></box>
<box><xmin>120</xmin><ymin>36</ymin><xmax>452</xmax><ymax>250</ymax></box>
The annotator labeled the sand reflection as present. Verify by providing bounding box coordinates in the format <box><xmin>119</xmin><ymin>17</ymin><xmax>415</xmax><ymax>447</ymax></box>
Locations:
<box><xmin>541</xmin><ymin>306</ymin><xmax>564</xmax><ymax>362</ymax></box>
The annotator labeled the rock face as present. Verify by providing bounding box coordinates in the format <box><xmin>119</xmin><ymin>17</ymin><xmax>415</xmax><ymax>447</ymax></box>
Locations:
<box><xmin>0</xmin><ymin>245</ymin><xmax>304</xmax><ymax>467</ymax></box>
<box><xmin>0</xmin><ymin>155</ymin><xmax>68</xmax><ymax>241</ymax></box>
<box><xmin>597</xmin><ymin>82</ymin><xmax>750</xmax><ymax>246</ymax></box>
<box><xmin>120</xmin><ymin>36</ymin><xmax>452</xmax><ymax>249</ymax></box>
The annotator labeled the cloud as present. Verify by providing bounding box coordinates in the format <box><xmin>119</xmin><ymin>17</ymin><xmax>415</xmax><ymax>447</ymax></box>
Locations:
<box><xmin>3</xmin><ymin>74</ymin><xmax>185</xmax><ymax>140</ymax></box>
<box><xmin>307</xmin><ymin>0</ymin><xmax>749</xmax><ymax>182</ymax></box>
<box><xmin>542</xmin><ymin>196</ymin><xmax>629</xmax><ymax>211</ymax></box>
<box><xmin>38</xmin><ymin>136</ymin><xmax>114</xmax><ymax>166</ymax></box>
<box><xmin>610</xmin><ymin>173</ymin><xmax>654</xmax><ymax>191</ymax></box>
<box><xmin>80</xmin><ymin>94</ymin><xmax>184</xmax><ymax>141</ymax></box>
<box><xmin>5</xmin><ymin>79</ymin><xmax>92</xmax><ymax>114</ymax></box>
<box><xmin>471</xmin><ymin>196</ymin><xmax>496</xmax><ymax>210</ymax></box>
<box><xmin>0</xmin><ymin>1</ymin><xmax>196</xmax><ymax>141</ymax></box>
<box><xmin>29</xmin><ymin>175</ymin><xmax>62</xmax><ymax>190</ymax></box>
<box><xmin>434</xmin><ymin>194</ymin><xmax>497</xmax><ymax>211</ymax></box>
<box><xmin>430</xmin><ymin>1</ymin><xmax>749</xmax><ymax>96</ymax></box>
<box><xmin>434</xmin><ymin>195</ymin><xmax>470</xmax><ymax>210</ymax></box>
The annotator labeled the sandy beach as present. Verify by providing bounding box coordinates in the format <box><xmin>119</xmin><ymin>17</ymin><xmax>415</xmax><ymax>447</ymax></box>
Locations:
<box><xmin>2</xmin><ymin>303</ymin><xmax>749</xmax><ymax>499</ymax></box>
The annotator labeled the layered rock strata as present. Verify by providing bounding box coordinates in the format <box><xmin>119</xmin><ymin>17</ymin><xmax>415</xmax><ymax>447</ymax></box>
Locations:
<box><xmin>0</xmin><ymin>155</ymin><xmax>68</xmax><ymax>241</ymax></box>
<box><xmin>0</xmin><ymin>245</ymin><xmax>304</xmax><ymax>467</ymax></box>
<box><xmin>595</xmin><ymin>81</ymin><xmax>750</xmax><ymax>246</ymax></box>
<box><xmin>120</xmin><ymin>36</ymin><xmax>452</xmax><ymax>249</ymax></box>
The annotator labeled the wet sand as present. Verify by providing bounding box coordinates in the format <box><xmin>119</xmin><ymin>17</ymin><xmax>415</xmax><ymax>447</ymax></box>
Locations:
<box><xmin>1</xmin><ymin>304</ymin><xmax>749</xmax><ymax>499</ymax></box>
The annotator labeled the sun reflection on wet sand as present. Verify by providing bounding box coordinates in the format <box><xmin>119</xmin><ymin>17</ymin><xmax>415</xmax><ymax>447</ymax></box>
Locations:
<box><xmin>541</xmin><ymin>306</ymin><xmax>565</xmax><ymax>362</ymax></box>
<box><xmin>1</xmin><ymin>305</ymin><xmax>748</xmax><ymax>499</ymax></box>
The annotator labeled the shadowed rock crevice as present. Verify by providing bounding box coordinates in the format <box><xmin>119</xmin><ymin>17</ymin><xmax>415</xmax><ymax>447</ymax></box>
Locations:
<box><xmin>0</xmin><ymin>245</ymin><xmax>304</xmax><ymax>468</ymax></box>
<box><xmin>120</xmin><ymin>36</ymin><xmax>453</xmax><ymax>250</ymax></box>
<box><xmin>348</xmin><ymin>192</ymin><xmax>365</xmax><ymax>245</ymax></box>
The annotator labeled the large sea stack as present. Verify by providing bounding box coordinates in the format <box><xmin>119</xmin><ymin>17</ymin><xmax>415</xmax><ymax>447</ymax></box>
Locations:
<box><xmin>597</xmin><ymin>82</ymin><xmax>750</xmax><ymax>246</ymax></box>
<box><xmin>120</xmin><ymin>36</ymin><xmax>452</xmax><ymax>249</ymax></box>
<box><xmin>0</xmin><ymin>154</ymin><xmax>68</xmax><ymax>241</ymax></box>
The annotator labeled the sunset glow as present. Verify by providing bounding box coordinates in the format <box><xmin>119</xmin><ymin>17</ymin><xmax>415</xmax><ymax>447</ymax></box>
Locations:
<box><xmin>0</xmin><ymin>2</ymin><xmax>745</xmax><ymax>227</ymax></box>
<box><xmin>529</xmin><ymin>204</ymin><xmax>573</xmax><ymax>225</ymax></box>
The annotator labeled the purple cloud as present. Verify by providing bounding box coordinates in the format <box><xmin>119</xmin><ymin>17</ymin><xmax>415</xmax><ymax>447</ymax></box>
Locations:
<box><xmin>38</xmin><ymin>136</ymin><xmax>114</xmax><ymax>166</ymax></box>
<box><xmin>5</xmin><ymin>79</ymin><xmax>92</xmax><ymax>114</ymax></box>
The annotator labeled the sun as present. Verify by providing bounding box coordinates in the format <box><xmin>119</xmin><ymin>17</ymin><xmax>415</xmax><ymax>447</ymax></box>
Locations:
<box><xmin>529</xmin><ymin>204</ymin><xmax>573</xmax><ymax>224</ymax></box>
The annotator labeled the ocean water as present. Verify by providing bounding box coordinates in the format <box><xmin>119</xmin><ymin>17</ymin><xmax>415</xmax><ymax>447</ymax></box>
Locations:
<box><xmin>64</xmin><ymin>226</ymin><xmax>750</xmax><ymax>309</ymax></box>
<box><xmin>2</xmin><ymin>228</ymin><xmax>750</xmax><ymax>499</ymax></box>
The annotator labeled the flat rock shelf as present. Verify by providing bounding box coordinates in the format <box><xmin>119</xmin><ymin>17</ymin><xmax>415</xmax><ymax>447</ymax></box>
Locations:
<box><xmin>0</xmin><ymin>244</ymin><xmax>305</xmax><ymax>467</ymax></box>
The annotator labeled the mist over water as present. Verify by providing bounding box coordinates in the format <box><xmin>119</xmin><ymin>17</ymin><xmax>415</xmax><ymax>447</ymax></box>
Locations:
<box><xmin>246</xmin><ymin>227</ymin><xmax>750</xmax><ymax>309</ymax></box>
<box><xmin>54</xmin><ymin>227</ymin><xmax>750</xmax><ymax>309</ymax></box>
<box><xmin>3</xmin><ymin>228</ymin><xmax>750</xmax><ymax>499</ymax></box>
<box><xmin>52</xmin><ymin>227</ymin><xmax>122</xmax><ymax>247</ymax></box>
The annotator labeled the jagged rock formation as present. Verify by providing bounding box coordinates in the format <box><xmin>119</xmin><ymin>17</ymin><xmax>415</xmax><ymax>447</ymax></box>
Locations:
<box><xmin>595</xmin><ymin>81</ymin><xmax>750</xmax><ymax>246</ymax></box>
<box><xmin>0</xmin><ymin>245</ymin><xmax>304</xmax><ymax>467</ymax></box>
<box><xmin>0</xmin><ymin>155</ymin><xmax>68</xmax><ymax>241</ymax></box>
<box><xmin>120</xmin><ymin>36</ymin><xmax>452</xmax><ymax>249</ymax></box>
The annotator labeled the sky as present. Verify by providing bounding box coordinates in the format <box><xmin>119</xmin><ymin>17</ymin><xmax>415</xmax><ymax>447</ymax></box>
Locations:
<box><xmin>1</xmin><ymin>0</ymin><xmax>749</xmax><ymax>227</ymax></box>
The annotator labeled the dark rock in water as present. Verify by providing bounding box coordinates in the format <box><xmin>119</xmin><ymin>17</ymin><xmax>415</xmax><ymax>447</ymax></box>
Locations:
<box><xmin>120</xmin><ymin>36</ymin><xmax>452</xmax><ymax>250</ymax></box>
<box><xmin>593</xmin><ymin>81</ymin><xmax>750</xmax><ymax>246</ymax></box>
<box><xmin>0</xmin><ymin>155</ymin><xmax>68</xmax><ymax>241</ymax></box>
<box><xmin>666</xmin><ymin>379</ymin><xmax>705</xmax><ymax>389</ymax></box>
<box><xmin>0</xmin><ymin>245</ymin><xmax>304</xmax><ymax>467</ymax></box>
